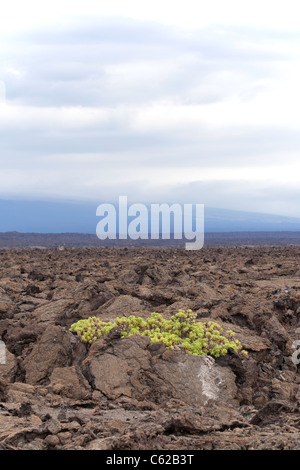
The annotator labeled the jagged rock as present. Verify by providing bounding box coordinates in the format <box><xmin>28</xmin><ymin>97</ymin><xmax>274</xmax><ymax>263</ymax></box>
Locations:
<box><xmin>3</xmin><ymin>323</ymin><xmax>44</xmax><ymax>356</ymax></box>
<box><xmin>118</xmin><ymin>269</ymin><xmax>140</xmax><ymax>286</ymax></box>
<box><xmin>0</xmin><ymin>348</ymin><xmax>17</xmax><ymax>383</ymax></box>
<box><xmin>1</xmin><ymin>246</ymin><xmax>300</xmax><ymax>449</ymax></box>
<box><xmin>85</xmin><ymin>335</ymin><xmax>238</xmax><ymax>406</ymax></box>
<box><xmin>49</xmin><ymin>366</ymin><xmax>91</xmax><ymax>399</ymax></box>
<box><xmin>23</xmin><ymin>325</ymin><xmax>72</xmax><ymax>384</ymax></box>
<box><xmin>0</xmin><ymin>288</ymin><xmax>12</xmax><ymax>317</ymax></box>
<box><xmin>0</xmin><ymin>377</ymin><xmax>7</xmax><ymax>401</ymax></box>
<box><xmin>30</xmin><ymin>299</ymin><xmax>74</xmax><ymax>324</ymax></box>
<box><xmin>6</xmin><ymin>382</ymin><xmax>36</xmax><ymax>403</ymax></box>
<box><xmin>28</xmin><ymin>270</ymin><xmax>47</xmax><ymax>282</ymax></box>
<box><xmin>85</xmin><ymin>437</ymin><xmax>115</xmax><ymax>450</ymax></box>
<box><xmin>264</xmin><ymin>315</ymin><xmax>289</xmax><ymax>346</ymax></box>
<box><xmin>96</xmin><ymin>295</ymin><xmax>149</xmax><ymax>320</ymax></box>
<box><xmin>271</xmin><ymin>378</ymin><xmax>298</xmax><ymax>402</ymax></box>
<box><xmin>0</xmin><ymin>414</ymin><xmax>43</xmax><ymax>447</ymax></box>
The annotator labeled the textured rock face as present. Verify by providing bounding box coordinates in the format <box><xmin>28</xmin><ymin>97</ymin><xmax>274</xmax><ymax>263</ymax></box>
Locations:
<box><xmin>0</xmin><ymin>288</ymin><xmax>12</xmax><ymax>316</ymax></box>
<box><xmin>0</xmin><ymin>348</ymin><xmax>17</xmax><ymax>383</ymax></box>
<box><xmin>86</xmin><ymin>335</ymin><xmax>238</xmax><ymax>406</ymax></box>
<box><xmin>30</xmin><ymin>299</ymin><xmax>75</xmax><ymax>324</ymax></box>
<box><xmin>96</xmin><ymin>295</ymin><xmax>149</xmax><ymax>321</ymax></box>
<box><xmin>153</xmin><ymin>351</ymin><xmax>237</xmax><ymax>406</ymax></box>
<box><xmin>49</xmin><ymin>366</ymin><xmax>91</xmax><ymax>399</ymax></box>
<box><xmin>0</xmin><ymin>377</ymin><xmax>7</xmax><ymax>401</ymax></box>
<box><xmin>23</xmin><ymin>325</ymin><xmax>73</xmax><ymax>385</ymax></box>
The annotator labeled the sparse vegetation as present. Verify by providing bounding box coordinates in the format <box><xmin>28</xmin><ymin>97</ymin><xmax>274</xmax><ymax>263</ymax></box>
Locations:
<box><xmin>70</xmin><ymin>309</ymin><xmax>248</xmax><ymax>358</ymax></box>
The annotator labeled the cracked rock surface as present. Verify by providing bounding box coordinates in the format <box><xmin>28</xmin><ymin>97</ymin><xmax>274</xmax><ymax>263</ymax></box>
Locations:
<box><xmin>1</xmin><ymin>246</ymin><xmax>300</xmax><ymax>450</ymax></box>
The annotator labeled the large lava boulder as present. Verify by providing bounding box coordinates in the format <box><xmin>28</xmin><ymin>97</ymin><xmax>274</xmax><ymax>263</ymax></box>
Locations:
<box><xmin>84</xmin><ymin>334</ymin><xmax>238</xmax><ymax>407</ymax></box>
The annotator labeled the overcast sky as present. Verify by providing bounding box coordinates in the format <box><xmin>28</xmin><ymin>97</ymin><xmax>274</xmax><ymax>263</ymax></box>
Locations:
<box><xmin>1</xmin><ymin>0</ymin><xmax>300</xmax><ymax>216</ymax></box>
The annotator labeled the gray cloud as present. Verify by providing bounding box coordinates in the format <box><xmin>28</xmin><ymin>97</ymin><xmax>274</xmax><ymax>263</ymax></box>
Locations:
<box><xmin>0</xmin><ymin>124</ymin><xmax>298</xmax><ymax>167</ymax></box>
<box><xmin>0</xmin><ymin>16</ymin><xmax>300</xmax><ymax>217</ymax></box>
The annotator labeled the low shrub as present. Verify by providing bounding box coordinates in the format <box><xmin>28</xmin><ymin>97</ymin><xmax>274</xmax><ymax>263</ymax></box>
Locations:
<box><xmin>70</xmin><ymin>309</ymin><xmax>248</xmax><ymax>358</ymax></box>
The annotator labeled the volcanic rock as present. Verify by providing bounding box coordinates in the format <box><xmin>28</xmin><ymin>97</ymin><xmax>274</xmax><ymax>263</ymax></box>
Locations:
<box><xmin>23</xmin><ymin>325</ymin><xmax>72</xmax><ymax>384</ymax></box>
<box><xmin>86</xmin><ymin>335</ymin><xmax>237</xmax><ymax>406</ymax></box>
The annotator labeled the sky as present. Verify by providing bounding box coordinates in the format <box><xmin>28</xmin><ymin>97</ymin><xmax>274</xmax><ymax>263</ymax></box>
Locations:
<box><xmin>1</xmin><ymin>0</ymin><xmax>300</xmax><ymax>217</ymax></box>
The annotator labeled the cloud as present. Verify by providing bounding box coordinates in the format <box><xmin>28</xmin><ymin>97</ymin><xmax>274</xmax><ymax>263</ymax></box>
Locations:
<box><xmin>0</xmin><ymin>15</ymin><xmax>300</xmax><ymax>217</ymax></box>
<box><xmin>1</xmin><ymin>19</ymin><xmax>293</xmax><ymax>107</ymax></box>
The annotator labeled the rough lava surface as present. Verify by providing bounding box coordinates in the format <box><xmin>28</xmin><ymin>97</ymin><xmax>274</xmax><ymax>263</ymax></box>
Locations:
<box><xmin>1</xmin><ymin>246</ymin><xmax>300</xmax><ymax>450</ymax></box>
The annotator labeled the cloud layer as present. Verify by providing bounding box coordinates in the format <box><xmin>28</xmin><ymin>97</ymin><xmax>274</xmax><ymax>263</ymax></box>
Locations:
<box><xmin>1</xmin><ymin>10</ymin><xmax>300</xmax><ymax>216</ymax></box>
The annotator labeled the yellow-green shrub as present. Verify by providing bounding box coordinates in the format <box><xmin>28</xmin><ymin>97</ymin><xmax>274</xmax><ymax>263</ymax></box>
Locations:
<box><xmin>70</xmin><ymin>309</ymin><xmax>248</xmax><ymax>358</ymax></box>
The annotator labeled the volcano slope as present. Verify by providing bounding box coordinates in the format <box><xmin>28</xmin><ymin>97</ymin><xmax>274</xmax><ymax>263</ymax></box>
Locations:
<box><xmin>1</xmin><ymin>245</ymin><xmax>300</xmax><ymax>450</ymax></box>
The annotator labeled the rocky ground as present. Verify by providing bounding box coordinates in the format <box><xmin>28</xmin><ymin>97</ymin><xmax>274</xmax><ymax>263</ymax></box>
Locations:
<box><xmin>1</xmin><ymin>245</ymin><xmax>300</xmax><ymax>450</ymax></box>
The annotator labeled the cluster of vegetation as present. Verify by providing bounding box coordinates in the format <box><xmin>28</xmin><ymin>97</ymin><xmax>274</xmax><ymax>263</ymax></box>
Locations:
<box><xmin>70</xmin><ymin>309</ymin><xmax>248</xmax><ymax>358</ymax></box>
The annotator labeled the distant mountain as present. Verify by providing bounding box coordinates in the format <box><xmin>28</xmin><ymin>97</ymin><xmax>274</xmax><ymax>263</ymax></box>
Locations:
<box><xmin>0</xmin><ymin>199</ymin><xmax>96</xmax><ymax>233</ymax></box>
<box><xmin>204</xmin><ymin>207</ymin><xmax>300</xmax><ymax>232</ymax></box>
<box><xmin>1</xmin><ymin>198</ymin><xmax>300</xmax><ymax>234</ymax></box>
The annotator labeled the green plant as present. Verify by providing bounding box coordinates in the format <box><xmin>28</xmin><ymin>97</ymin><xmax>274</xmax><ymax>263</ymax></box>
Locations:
<box><xmin>70</xmin><ymin>309</ymin><xmax>248</xmax><ymax>358</ymax></box>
